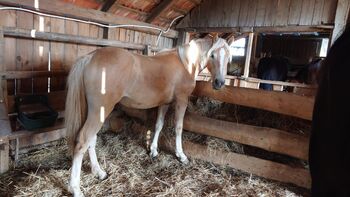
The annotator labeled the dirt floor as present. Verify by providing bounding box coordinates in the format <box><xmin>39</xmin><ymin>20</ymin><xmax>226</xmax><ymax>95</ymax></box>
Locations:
<box><xmin>0</xmin><ymin>98</ymin><xmax>311</xmax><ymax>197</ymax></box>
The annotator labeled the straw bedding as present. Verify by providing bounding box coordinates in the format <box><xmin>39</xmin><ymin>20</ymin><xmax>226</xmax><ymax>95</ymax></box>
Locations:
<box><xmin>0</xmin><ymin>98</ymin><xmax>310</xmax><ymax>197</ymax></box>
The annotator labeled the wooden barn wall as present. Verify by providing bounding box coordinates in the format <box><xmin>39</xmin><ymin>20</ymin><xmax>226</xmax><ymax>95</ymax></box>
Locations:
<box><xmin>259</xmin><ymin>35</ymin><xmax>323</xmax><ymax>64</ymax></box>
<box><xmin>177</xmin><ymin>0</ymin><xmax>338</xmax><ymax>30</ymax></box>
<box><xmin>0</xmin><ymin>9</ymin><xmax>174</xmax><ymax>96</ymax></box>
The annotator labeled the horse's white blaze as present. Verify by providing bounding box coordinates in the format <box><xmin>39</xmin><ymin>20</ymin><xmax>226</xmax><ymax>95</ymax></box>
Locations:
<box><xmin>219</xmin><ymin>48</ymin><xmax>226</xmax><ymax>77</ymax></box>
<box><xmin>100</xmin><ymin>106</ymin><xmax>105</xmax><ymax>123</ymax></box>
<box><xmin>101</xmin><ymin>67</ymin><xmax>106</xmax><ymax>95</ymax></box>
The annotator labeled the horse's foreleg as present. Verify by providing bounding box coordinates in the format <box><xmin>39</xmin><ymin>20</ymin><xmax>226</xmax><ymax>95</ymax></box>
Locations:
<box><xmin>150</xmin><ymin>104</ymin><xmax>169</xmax><ymax>158</ymax></box>
<box><xmin>88</xmin><ymin>135</ymin><xmax>107</xmax><ymax>180</ymax></box>
<box><xmin>174</xmin><ymin>99</ymin><xmax>189</xmax><ymax>164</ymax></box>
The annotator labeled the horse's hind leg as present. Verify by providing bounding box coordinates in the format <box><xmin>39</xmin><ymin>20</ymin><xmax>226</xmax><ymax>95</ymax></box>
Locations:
<box><xmin>150</xmin><ymin>104</ymin><xmax>169</xmax><ymax>158</ymax></box>
<box><xmin>88</xmin><ymin>135</ymin><xmax>107</xmax><ymax>180</ymax></box>
<box><xmin>174</xmin><ymin>98</ymin><xmax>189</xmax><ymax>164</ymax></box>
<box><xmin>69</xmin><ymin>106</ymin><xmax>113</xmax><ymax>197</ymax></box>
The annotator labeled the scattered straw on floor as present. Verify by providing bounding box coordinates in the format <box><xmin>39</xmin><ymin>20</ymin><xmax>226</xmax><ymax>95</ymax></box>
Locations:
<box><xmin>0</xmin><ymin>98</ymin><xmax>311</xmax><ymax>196</ymax></box>
<box><xmin>0</xmin><ymin>129</ymin><xmax>309</xmax><ymax>197</ymax></box>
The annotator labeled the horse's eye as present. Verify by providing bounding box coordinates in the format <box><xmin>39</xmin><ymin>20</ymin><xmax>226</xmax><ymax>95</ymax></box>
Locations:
<box><xmin>210</xmin><ymin>54</ymin><xmax>215</xmax><ymax>59</ymax></box>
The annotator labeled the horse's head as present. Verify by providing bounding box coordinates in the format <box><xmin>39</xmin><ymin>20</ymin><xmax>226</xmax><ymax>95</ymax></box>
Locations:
<box><xmin>206</xmin><ymin>35</ymin><xmax>232</xmax><ymax>90</ymax></box>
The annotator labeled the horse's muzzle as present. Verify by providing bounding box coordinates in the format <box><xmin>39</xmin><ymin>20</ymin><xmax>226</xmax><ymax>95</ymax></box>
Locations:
<box><xmin>213</xmin><ymin>79</ymin><xmax>225</xmax><ymax>90</ymax></box>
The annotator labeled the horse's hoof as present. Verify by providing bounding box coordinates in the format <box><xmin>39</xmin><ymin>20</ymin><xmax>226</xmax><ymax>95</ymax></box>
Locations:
<box><xmin>98</xmin><ymin>171</ymin><xmax>108</xmax><ymax>180</ymax></box>
<box><xmin>150</xmin><ymin>150</ymin><xmax>158</xmax><ymax>159</ymax></box>
<box><xmin>92</xmin><ymin>168</ymin><xmax>108</xmax><ymax>180</ymax></box>
<box><xmin>68</xmin><ymin>185</ymin><xmax>84</xmax><ymax>197</ymax></box>
<box><xmin>180</xmin><ymin>157</ymin><xmax>189</xmax><ymax>165</ymax></box>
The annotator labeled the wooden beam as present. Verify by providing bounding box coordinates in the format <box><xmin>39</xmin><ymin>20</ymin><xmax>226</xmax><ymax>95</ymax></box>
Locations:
<box><xmin>159</xmin><ymin>137</ymin><xmax>311</xmax><ymax>188</ymax></box>
<box><xmin>243</xmin><ymin>33</ymin><xmax>254</xmax><ymax>78</ymax></box>
<box><xmin>176</xmin><ymin>30</ymin><xmax>190</xmax><ymax>46</ymax></box>
<box><xmin>178</xmin><ymin>25</ymin><xmax>333</xmax><ymax>33</ymax></box>
<box><xmin>331</xmin><ymin>0</ymin><xmax>350</xmax><ymax>44</ymax></box>
<box><xmin>193</xmin><ymin>81</ymin><xmax>314</xmax><ymax>120</ymax></box>
<box><xmin>184</xmin><ymin>112</ymin><xmax>309</xmax><ymax>160</ymax></box>
<box><xmin>7</xmin><ymin>91</ymin><xmax>66</xmax><ymax>114</ymax></box>
<box><xmin>146</xmin><ymin>0</ymin><xmax>176</xmax><ymax>23</ymax></box>
<box><xmin>107</xmin><ymin>2</ymin><xmax>172</xmax><ymax>24</ymax></box>
<box><xmin>0</xmin><ymin>0</ymin><xmax>178</xmax><ymax>38</ymax></box>
<box><xmin>99</xmin><ymin>0</ymin><xmax>117</xmax><ymax>12</ymax></box>
<box><xmin>0</xmin><ymin>27</ymin><xmax>10</xmax><ymax>174</ymax></box>
<box><xmin>3</xmin><ymin>26</ymin><xmax>163</xmax><ymax>51</ymax></box>
<box><xmin>0</xmin><ymin>70</ymin><xmax>67</xmax><ymax>80</ymax></box>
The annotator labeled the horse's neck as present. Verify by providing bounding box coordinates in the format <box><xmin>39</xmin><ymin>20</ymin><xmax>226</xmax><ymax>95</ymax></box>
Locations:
<box><xmin>177</xmin><ymin>40</ymin><xmax>212</xmax><ymax>79</ymax></box>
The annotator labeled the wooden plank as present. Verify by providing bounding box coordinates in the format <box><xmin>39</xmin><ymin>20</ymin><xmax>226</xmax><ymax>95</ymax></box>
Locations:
<box><xmin>3</xmin><ymin>27</ymin><xmax>162</xmax><ymax>51</ymax></box>
<box><xmin>228</xmin><ymin>0</ymin><xmax>241</xmax><ymax>27</ymax></box>
<box><xmin>288</xmin><ymin>0</ymin><xmax>303</xmax><ymax>25</ymax></box>
<box><xmin>15</xmin><ymin>128</ymin><xmax>65</xmax><ymax>149</ymax></box>
<box><xmin>255</xmin><ymin>0</ymin><xmax>267</xmax><ymax>26</ymax></box>
<box><xmin>193</xmin><ymin>81</ymin><xmax>314</xmax><ymax>120</ymax></box>
<box><xmin>146</xmin><ymin>0</ymin><xmax>176</xmax><ymax>23</ymax></box>
<box><xmin>243</xmin><ymin>33</ymin><xmax>254</xmax><ymax>78</ymax></box>
<box><xmin>312</xmin><ymin>0</ymin><xmax>325</xmax><ymax>25</ymax></box>
<box><xmin>0</xmin><ymin>0</ymin><xmax>178</xmax><ymax>38</ymax></box>
<box><xmin>64</xmin><ymin>20</ymin><xmax>78</xmax><ymax>72</ymax></box>
<box><xmin>300</xmin><ymin>0</ymin><xmax>316</xmax><ymax>25</ymax></box>
<box><xmin>16</xmin><ymin>11</ymin><xmax>34</xmax><ymax>94</ymax></box>
<box><xmin>246</xmin><ymin>0</ymin><xmax>257</xmax><ymax>27</ymax></box>
<box><xmin>7</xmin><ymin>91</ymin><xmax>66</xmax><ymax>114</ymax></box>
<box><xmin>159</xmin><ymin>138</ymin><xmax>311</xmax><ymax>188</ymax></box>
<box><xmin>33</xmin><ymin>15</ymin><xmax>50</xmax><ymax>93</ymax></box>
<box><xmin>50</xmin><ymin>18</ymin><xmax>65</xmax><ymax>92</ymax></box>
<box><xmin>331</xmin><ymin>0</ymin><xmax>350</xmax><ymax>44</ymax></box>
<box><xmin>321</xmin><ymin>0</ymin><xmax>337</xmax><ymax>24</ymax></box>
<box><xmin>184</xmin><ymin>112</ymin><xmax>309</xmax><ymax>160</ymax></box>
<box><xmin>238</xmin><ymin>0</ymin><xmax>250</xmax><ymax>27</ymax></box>
<box><xmin>275</xmin><ymin>0</ymin><xmax>291</xmax><ymax>26</ymax></box>
<box><xmin>263</xmin><ymin>0</ymin><xmax>278</xmax><ymax>26</ymax></box>
<box><xmin>0</xmin><ymin>27</ymin><xmax>10</xmax><ymax>174</ymax></box>
<box><xmin>0</xmin><ymin>70</ymin><xmax>67</xmax><ymax>79</ymax></box>
<box><xmin>0</xmin><ymin>7</ymin><xmax>16</xmax><ymax>96</ymax></box>
<box><xmin>0</xmin><ymin>138</ymin><xmax>9</xmax><ymax>173</ymax></box>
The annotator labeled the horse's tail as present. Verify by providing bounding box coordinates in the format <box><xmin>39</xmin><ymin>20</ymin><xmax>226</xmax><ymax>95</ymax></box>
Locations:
<box><xmin>65</xmin><ymin>53</ymin><xmax>94</xmax><ymax>155</ymax></box>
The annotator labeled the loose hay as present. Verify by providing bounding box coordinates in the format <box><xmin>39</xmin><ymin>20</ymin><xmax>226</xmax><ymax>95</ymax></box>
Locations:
<box><xmin>0</xmin><ymin>97</ymin><xmax>311</xmax><ymax>196</ymax></box>
<box><xmin>0</xmin><ymin>128</ymin><xmax>309</xmax><ymax>197</ymax></box>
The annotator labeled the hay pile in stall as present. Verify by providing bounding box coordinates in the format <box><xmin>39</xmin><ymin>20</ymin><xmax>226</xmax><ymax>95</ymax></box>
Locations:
<box><xmin>0</xmin><ymin>98</ymin><xmax>310</xmax><ymax>197</ymax></box>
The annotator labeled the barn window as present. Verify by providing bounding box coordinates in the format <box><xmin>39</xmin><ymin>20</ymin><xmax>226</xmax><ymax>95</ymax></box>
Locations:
<box><xmin>230</xmin><ymin>38</ymin><xmax>246</xmax><ymax>57</ymax></box>
<box><xmin>319</xmin><ymin>38</ymin><xmax>329</xmax><ymax>57</ymax></box>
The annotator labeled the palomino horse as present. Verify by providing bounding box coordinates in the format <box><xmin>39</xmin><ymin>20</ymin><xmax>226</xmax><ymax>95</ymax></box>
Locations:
<box><xmin>65</xmin><ymin>36</ymin><xmax>232</xmax><ymax>196</ymax></box>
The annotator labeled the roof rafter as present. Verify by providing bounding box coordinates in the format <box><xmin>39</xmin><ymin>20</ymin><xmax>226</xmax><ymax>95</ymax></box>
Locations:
<box><xmin>146</xmin><ymin>0</ymin><xmax>176</xmax><ymax>23</ymax></box>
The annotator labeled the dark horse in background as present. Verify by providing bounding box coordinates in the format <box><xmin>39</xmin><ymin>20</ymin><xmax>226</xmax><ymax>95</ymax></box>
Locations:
<box><xmin>309</xmin><ymin>26</ymin><xmax>350</xmax><ymax>196</ymax></box>
<box><xmin>257</xmin><ymin>56</ymin><xmax>323</xmax><ymax>91</ymax></box>
<box><xmin>257</xmin><ymin>56</ymin><xmax>289</xmax><ymax>90</ymax></box>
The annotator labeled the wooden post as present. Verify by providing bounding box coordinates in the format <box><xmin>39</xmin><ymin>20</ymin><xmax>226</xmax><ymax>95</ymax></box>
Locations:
<box><xmin>0</xmin><ymin>26</ymin><xmax>10</xmax><ymax>174</ymax></box>
<box><xmin>240</xmin><ymin>32</ymin><xmax>254</xmax><ymax>88</ymax></box>
<box><xmin>143</xmin><ymin>45</ymin><xmax>151</xmax><ymax>56</ymax></box>
<box><xmin>176</xmin><ymin>30</ymin><xmax>190</xmax><ymax>46</ymax></box>
<box><xmin>331</xmin><ymin>0</ymin><xmax>350</xmax><ymax>45</ymax></box>
<box><xmin>243</xmin><ymin>33</ymin><xmax>254</xmax><ymax>78</ymax></box>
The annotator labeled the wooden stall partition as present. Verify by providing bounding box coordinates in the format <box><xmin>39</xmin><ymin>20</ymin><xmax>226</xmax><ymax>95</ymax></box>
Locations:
<box><xmin>193</xmin><ymin>81</ymin><xmax>314</xmax><ymax>120</ymax></box>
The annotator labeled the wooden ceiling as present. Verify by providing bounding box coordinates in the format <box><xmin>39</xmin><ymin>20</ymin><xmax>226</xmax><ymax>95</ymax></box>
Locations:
<box><xmin>62</xmin><ymin>0</ymin><xmax>201</xmax><ymax>27</ymax></box>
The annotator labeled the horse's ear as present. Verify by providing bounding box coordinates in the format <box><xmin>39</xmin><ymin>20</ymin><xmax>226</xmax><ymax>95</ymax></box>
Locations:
<box><xmin>212</xmin><ymin>33</ymin><xmax>219</xmax><ymax>42</ymax></box>
<box><xmin>227</xmin><ymin>36</ymin><xmax>235</xmax><ymax>46</ymax></box>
